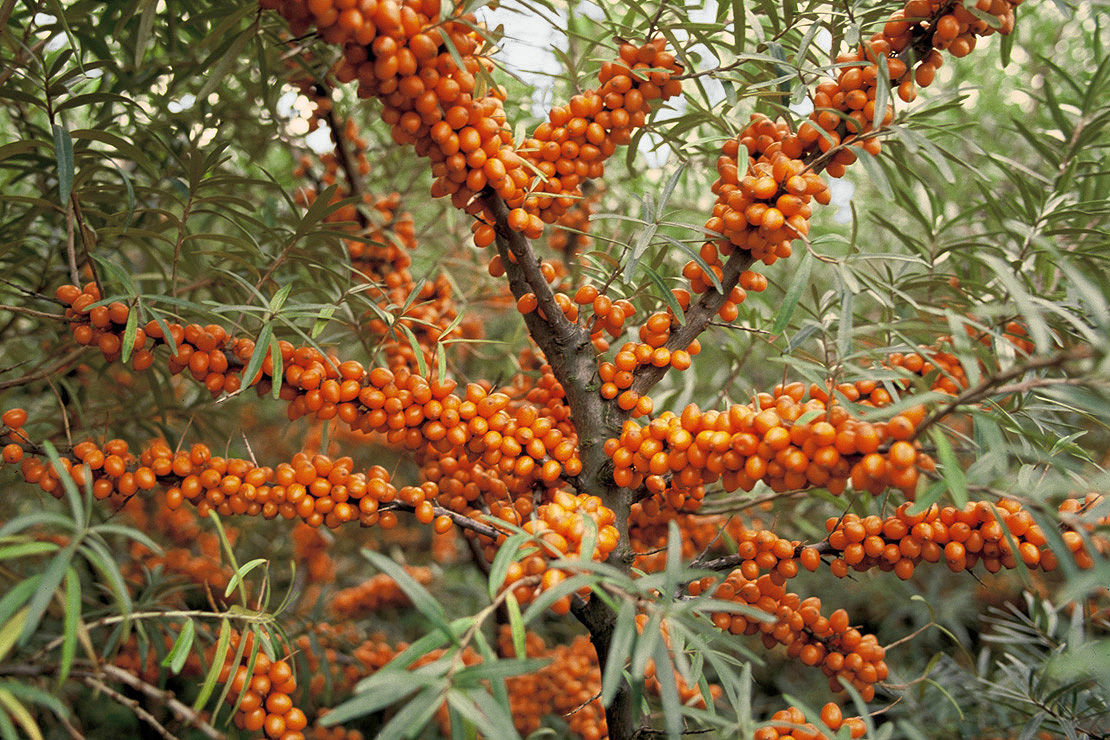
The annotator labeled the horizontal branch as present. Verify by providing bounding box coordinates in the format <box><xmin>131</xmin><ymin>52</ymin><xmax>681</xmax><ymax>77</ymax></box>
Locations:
<box><xmin>913</xmin><ymin>346</ymin><xmax>1093</xmax><ymax>439</ymax></box>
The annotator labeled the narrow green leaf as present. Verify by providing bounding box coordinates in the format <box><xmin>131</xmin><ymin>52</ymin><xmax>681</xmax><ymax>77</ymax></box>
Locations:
<box><xmin>311</xmin><ymin>305</ymin><xmax>336</xmax><ymax>339</ymax></box>
<box><xmin>931</xmin><ymin>429</ymin><xmax>967</xmax><ymax>507</ymax></box>
<box><xmin>19</xmin><ymin>542</ymin><xmax>76</xmax><ymax>646</ymax></box>
<box><xmin>134</xmin><ymin>0</ymin><xmax>157</xmax><ymax>66</ymax></box>
<box><xmin>241</xmin><ymin>323</ymin><xmax>273</xmax><ymax>390</ymax></box>
<box><xmin>269</xmin><ymin>283</ymin><xmax>293</xmax><ymax>313</ymax></box>
<box><xmin>162</xmin><ymin>619</ymin><xmax>196</xmax><ymax>674</ymax></box>
<box><xmin>58</xmin><ymin>568</ymin><xmax>80</xmax><ymax>687</ymax></box>
<box><xmin>375</xmin><ymin>684</ymin><xmax>444</xmax><ymax>740</ymax></box>
<box><xmin>193</xmin><ymin>618</ymin><xmax>231</xmax><ymax>711</ymax></box>
<box><xmin>269</xmin><ymin>333</ymin><xmax>284</xmax><ymax>399</ymax></box>
<box><xmin>855</xmin><ymin>148</ymin><xmax>893</xmax><ymax>201</ymax></box>
<box><xmin>43</xmin><ymin>442</ymin><xmax>83</xmax><ymax>529</ymax></box>
<box><xmin>642</xmin><ymin>266</ymin><xmax>685</xmax><ymax>324</ymax></box>
<box><xmin>770</xmin><ymin>249</ymin><xmax>813</xmax><ymax>336</ymax></box>
<box><xmin>506</xmin><ymin>592</ymin><xmax>526</xmax><ymax>659</ymax></box>
<box><xmin>653</xmin><ymin>636</ymin><xmax>682</xmax><ymax>740</ymax></box>
<box><xmin>196</xmin><ymin>26</ymin><xmax>256</xmax><ymax>101</ymax></box>
<box><xmin>361</xmin><ymin>549</ymin><xmax>448</xmax><ymax>632</ymax></box>
<box><xmin>488</xmin><ymin>533</ymin><xmax>530</xmax><ymax>600</ymax></box>
<box><xmin>0</xmin><ymin>691</ymin><xmax>42</xmax><ymax>740</ymax></box>
<box><xmin>0</xmin><ymin>140</ymin><xmax>38</xmax><ymax>162</ymax></box>
<box><xmin>601</xmin><ymin>599</ymin><xmax>636</xmax><ymax>705</ymax></box>
<box><xmin>655</xmin><ymin>162</ymin><xmax>687</xmax><ymax>219</ymax></box>
<box><xmin>120</xmin><ymin>303</ymin><xmax>139</xmax><ymax>363</ymax></box>
<box><xmin>0</xmin><ymin>542</ymin><xmax>59</xmax><ymax>561</ymax></box>
<box><xmin>52</xmin><ymin>124</ymin><xmax>74</xmax><ymax>204</ymax></box>
<box><xmin>0</xmin><ymin>608</ymin><xmax>29</xmax><ymax>664</ymax></box>
<box><xmin>224</xmin><ymin>558</ymin><xmax>269</xmax><ymax>598</ymax></box>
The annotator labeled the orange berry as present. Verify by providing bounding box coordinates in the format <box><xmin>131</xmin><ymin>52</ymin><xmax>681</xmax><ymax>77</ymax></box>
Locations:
<box><xmin>2</xmin><ymin>408</ymin><xmax>28</xmax><ymax>428</ymax></box>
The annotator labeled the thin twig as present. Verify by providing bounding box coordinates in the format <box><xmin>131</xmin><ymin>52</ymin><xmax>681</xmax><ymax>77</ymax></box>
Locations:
<box><xmin>0</xmin><ymin>346</ymin><xmax>85</xmax><ymax>391</ymax></box>
<box><xmin>80</xmin><ymin>674</ymin><xmax>181</xmax><ymax>740</ymax></box>
<box><xmin>913</xmin><ymin>347</ymin><xmax>1093</xmax><ymax>439</ymax></box>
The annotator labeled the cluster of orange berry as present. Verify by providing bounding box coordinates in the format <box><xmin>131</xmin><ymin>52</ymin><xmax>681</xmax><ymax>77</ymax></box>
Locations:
<box><xmin>509</xmin><ymin>258</ymin><xmax>585</xmax><ymax>325</ymax></box>
<box><xmin>57</xmin><ymin>283</ymin><xmax>253</xmax><ymax>395</ymax></box>
<box><xmin>592</xmin><ymin>297</ymin><xmax>706</xmax><ymax>401</ymax></box>
<box><xmin>754</xmin><ymin>702</ymin><xmax>866</xmax><ymax>740</ymax></box>
<box><xmin>263</xmin><ymin>0</ymin><xmax>681</xmax><ymax>245</ymax></box>
<box><xmin>883</xmin><ymin>0</ymin><xmax>1019</xmax><ymax>94</ymax></box>
<box><xmin>823</xmin><ymin>497</ymin><xmax>1107</xmax><ymax>579</ymax></box>
<box><xmin>496</xmin><ymin>490</ymin><xmax>619</xmax><ymax>615</ymax></box>
<box><xmin>608</xmin><ymin>382</ymin><xmax>932</xmax><ymax>505</ymax></box>
<box><xmin>496</xmin><ymin>40</ymin><xmax>683</xmax><ymax>236</ymax></box>
<box><xmin>308</xmin><ymin>724</ymin><xmax>365</xmax><ymax>740</ymax></box>
<box><xmin>574</xmin><ymin>284</ymin><xmax>639</xmax><ymax>350</ymax></box>
<box><xmin>330</xmin><ymin>565</ymin><xmax>433</xmax><ymax>616</ymax></box>
<box><xmin>703</xmin><ymin>114</ymin><xmax>831</xmax><ymax>273</ymax></box>
<box><xmin>294</xmin><ymin>622</ymin><xmax>369</xmax><ymax>697</ymax></box>
<box><xmin>694</xmin><ymin>573</ymin><xmax>888</xmax><ymax>701</ymax></box>
<box><xmin>9</xmin><ymin>433</ymin><xmax>156</xmax><ymax>502</ymax></box>
<box><xmin>496</xmin><ymin>627</ymin><xmax>608</xmax><ymax>740</ymax></box>
<box><xmin>1</xmin><ymin>408</ymin><xmax>27</xmax><ymax>464</ymax></box>
<box><xmin>681</xmin><ymin>0</ymin><xmax>1021</xmax><ymax>333</ymax></box>
<box><xmin>54</xmin><ymin>284</ymin><xmax>585</xmax><ymax>499</ymax></box>
<box><xmin>801</xmin><ymin>0</ymin><xmax>1021</xmax><ymax>167</ymax></box>
<box><xmin>216</xmin><ymin>633</ymin><xmax>307</xmax><ymax>740</ymax></box>
<box><xmin>2</xmin><ymin>419</ymin><xmax>450</xmax><ymax>533</ymax></box>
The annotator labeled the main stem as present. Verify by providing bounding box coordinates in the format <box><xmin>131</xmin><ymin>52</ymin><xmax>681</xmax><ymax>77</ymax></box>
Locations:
<box><xmin>480</xmin><ymin>189</ymin><xmax>750</xmax><ymax>739</ymax></box>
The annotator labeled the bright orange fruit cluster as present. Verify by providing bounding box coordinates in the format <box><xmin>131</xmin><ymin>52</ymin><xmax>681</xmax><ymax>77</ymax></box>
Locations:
<box><xmin>216</xmin><ymin>633</ymin><xmax>306</xmax><ymax>740</ymax></box>
<box><xmin>754</xmin><ymin>702</ymin><xmax>866</xmax><ymax>740</ymax></box>
<box><xmin>608</xmin><ymin>382</ymin><xmax>932</xmax><ymax>506</ymax></box>
<box><xmin>692</xmin><ymin>573</ymin><xmax>888</xmax><ymax>701</ymax></box>
<box><xmin>823</xmin><ymin>496</ymin><xmax>1108</xmax><ymax>579</ymax></box>
<box><xmin>51</xmin><ymin>283</ymin><xmax>585</xmax><ymax>501</ymax></box>
<box><xmin>264</xmin><ymin>0</ymin><xmax>680</xmax><ymax>245</ymax></box>
<box><xmin>497</xmin><ymin>490</ymin><xmax>619</xmax><ymax>615</ymax></box>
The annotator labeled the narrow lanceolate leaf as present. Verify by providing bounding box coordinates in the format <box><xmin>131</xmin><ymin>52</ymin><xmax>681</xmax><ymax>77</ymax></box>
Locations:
<box><xmin>241</xmin><ymin>323</ymin><xmax>273</xmax><ymax>390</ymax></box>
<box><xmin>19</xmin><ymin>541</ymin><xmax>77</xmax><ymax>646</ymax></box>
<box><xmin>653</xmin><ymin>636</ymin><xmax>683</xmax><ymax>740</ymax></box>
<box><xmin>375</xmin><ymin>684</ymin><xmax>445</xmax><ymax>740</ymax></box>
<box><xmin>193</xmin><ymin>618</ymin><xmax>230</xmax><ymax>711</ymax></box>
<box><xmin>601</xmin><ymin>599</ymin><xmax>637</xmax><ymax>705</ymax></box>
<box><xmin>0</xmin><ymin>608</ymin><xmax>30</xmax><ymax>664</ymax></box>
<box><xmin>0</xmin><ymin>690</ymin><xmax>43</xmax><ymax>740</ymax></box>
<box><xmin>52</xmin><ymin>124</ymin><xmax>74</xmax><ymax>204</ymax></box>
<box><xmin>58</xmin><ymin>568</ymin><xmax>80</xmax><ymax>687</ymax></box>
<box><xmin>162</xmin><ymin>618</ymin><xmax>196</xmax><ymax>674</ymax></box>
<box><xmin>120</xmin><ymin>304</ymin><xmax>139</xmax><ymax>363</ymax></box>
<box><xmin>655</xmin><ymin>162</ymin><xmax>687</xmax><ymax>219</ymax></box>
<box><xmin>770</xmin><ymin>248</ymin><xmax>813</xmax><ymax>336</ymax></box>
<box><xmin>505</xmin><ymin>592</ymin><xmax>526</xmax><ymax>660</ymax></box>
<box><xmin>855</xmin><ymin>148</ymin><xmax>893</xmax><ymax>201</ymax></box>
<box><xmin>361</xmin><ymin>549</ymin><xmax>448</xmax><ymax>632</ymax></box>
<box><xmin>488</xmin><ymin>533</ymin><xmax>530</xmax><ymax>600</ymax></box>
<box><xmin>931</xmin><ymin>429</ymin><xmax>967</xmax><ymax>508</ymax></box>
<box><xmin>269</xmin><ymin>333</ymin><xmax>284</xmax><ymax>399</ymax></box>
<box><xmin>224</xmin><ymin>558</ymin><xmax>268</xmax><ymax>598</ymax></box>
